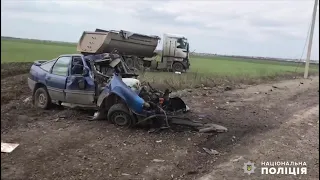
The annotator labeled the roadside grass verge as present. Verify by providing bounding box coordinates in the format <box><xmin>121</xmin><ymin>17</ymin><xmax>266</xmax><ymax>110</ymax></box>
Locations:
<box><xmin>138</xmin><ymin>71</ymin><xmax>317</xmax><ymax>91</ymax></box>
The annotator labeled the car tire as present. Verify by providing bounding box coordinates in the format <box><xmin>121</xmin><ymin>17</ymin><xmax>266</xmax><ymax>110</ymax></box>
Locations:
<box><xmin>34</xmin><ymin>87</ymin><xmax>51</xmax><ymax>109</ymax></box>
<box><xmin>107</xmin><ymin>103</ymin><xmax>136</xmax><ymax>128</ymax></box>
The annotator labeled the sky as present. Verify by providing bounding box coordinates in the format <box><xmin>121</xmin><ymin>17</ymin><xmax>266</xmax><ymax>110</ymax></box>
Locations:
<box><xmin>1</xmin><ymin>0</ymin><xmax>319</xmax><ymax>60</ymax></box>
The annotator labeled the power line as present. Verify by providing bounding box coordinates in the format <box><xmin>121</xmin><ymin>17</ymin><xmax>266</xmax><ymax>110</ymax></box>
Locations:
<box><xmin>294</xmin><ymin>19</ymin><xmax>312</xmax><ymax>73</ymax></box>
<box><xmin>304</xmin><ymin>0</ymin><xmax>318</xmax><ymax>78</ymax></box>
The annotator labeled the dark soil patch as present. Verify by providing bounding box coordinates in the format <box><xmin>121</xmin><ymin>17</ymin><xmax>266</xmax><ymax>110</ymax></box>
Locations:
<box><xmin>1</xmin><ymin>62</ymin><xmax>32</xmax><ymax>79</ymax></box>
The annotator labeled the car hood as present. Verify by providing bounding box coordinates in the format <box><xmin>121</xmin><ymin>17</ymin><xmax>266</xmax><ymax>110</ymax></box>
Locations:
<box><xmin>122</xmin><ymin>78</ymin><xmax>141</xmax><ymax>92</ymax></box>
<box><xmin>108</xmin><ymin>74</ymin><xmax>145</xmax><ymax>113</ymax></box>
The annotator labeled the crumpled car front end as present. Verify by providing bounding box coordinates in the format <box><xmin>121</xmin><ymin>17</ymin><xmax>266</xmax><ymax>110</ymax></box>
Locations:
<box><xmin>94</xmin><ymin>72</ymin><xmax>189</xmax><ymax>122</ymax></box>
<box><xmin>93</xmin><ymin>72</ymin><xmax>226</xmax><ymax>133</ymax></box>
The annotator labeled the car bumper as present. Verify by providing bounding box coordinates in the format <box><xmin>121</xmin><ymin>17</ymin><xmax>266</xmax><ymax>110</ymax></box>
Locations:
<box><xmin>28</xmin><ymin>78</ymin><xmax>36</xmax><ymax>92</ymax></box>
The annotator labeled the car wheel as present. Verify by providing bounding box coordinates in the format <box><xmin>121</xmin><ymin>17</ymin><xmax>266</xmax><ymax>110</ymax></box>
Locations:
<box><xmin>107</xmin><ymin>103</ymin><xmax>136</xmax><ymax>128</ymax></box>
<box><xmin>34</xmin><ymin>87</ymin><xmax>51</xmax><ymax>109</ymax></box>
<box><xmin>172</xmin><ymin>62</ymin><xmax>184</xmax><ymax>72</ymax></box>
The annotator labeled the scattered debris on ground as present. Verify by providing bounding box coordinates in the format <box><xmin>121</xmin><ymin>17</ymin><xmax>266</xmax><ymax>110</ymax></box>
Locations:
<box><xmin>202</xmin><ymin>148</ymin><xmax>219</xmax><ymax>155</ymax></box>
<box><xmin>1</xmin><ymin>143</ymin><xmax>19</xmax><ymax>153</ymax></box>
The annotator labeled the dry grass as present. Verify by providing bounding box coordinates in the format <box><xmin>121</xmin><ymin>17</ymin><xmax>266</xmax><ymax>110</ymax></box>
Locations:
<box><xmin>138</xmin><ymin>71</ymin><xmax>311</xmax><ymax>91</ymax></box>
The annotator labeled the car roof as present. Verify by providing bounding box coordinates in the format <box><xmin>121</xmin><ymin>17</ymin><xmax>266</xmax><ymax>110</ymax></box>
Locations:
<box><xmin>59</xmin><ymin>54</ymin><xmax>84</xmax><ymax>57</ymax></box>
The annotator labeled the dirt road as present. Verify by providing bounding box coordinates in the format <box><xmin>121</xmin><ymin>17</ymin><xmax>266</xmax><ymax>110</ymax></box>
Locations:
<box><xmin>198</xmin><ymin>76</ymin><xmax>319</xmax><ymax>180</ymax></box>
<box><xmin>1</xmin><ymin>71</ymin><xmax>319</xmax><ymax>180</ymax></box>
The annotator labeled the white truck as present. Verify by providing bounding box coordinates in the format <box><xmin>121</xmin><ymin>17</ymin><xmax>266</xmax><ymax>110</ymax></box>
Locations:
<box><xmin>77</xmin><ymin>29</ymin><xmax>190</xmax><ymax>72</ymax></box>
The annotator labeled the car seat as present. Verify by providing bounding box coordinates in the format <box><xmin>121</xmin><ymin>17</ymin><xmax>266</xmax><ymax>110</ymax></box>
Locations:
<box><xmin>72</xmin><ymin>58</ymin><xmax>83</xmax><ymax>75</ymax></box>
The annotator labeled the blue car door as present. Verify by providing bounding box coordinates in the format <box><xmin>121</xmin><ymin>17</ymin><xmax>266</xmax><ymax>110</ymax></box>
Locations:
<box><xmin>46</xmin><ymin>56</ymin><xmax>71</xmax><ymax>102</ymax></box>
<box><xmin>64</xmin><ymin>56</ymin><xmax>96</xmax><ymax>105</ymax></box>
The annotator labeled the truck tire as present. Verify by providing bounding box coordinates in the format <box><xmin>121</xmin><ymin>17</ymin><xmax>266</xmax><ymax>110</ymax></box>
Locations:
<box><xmin>34</xmin><ymin>87</ymin><xmax>52</xmax><ymax>109</ymax></box>
<box><xmin>143</xmin><ymin>60</ymin><xmax>151</xmax><ymax>68</ymax></box>
<box><xmin>135</xmin><ymin>58</ymin><xmax>145</xmax><ymax>70</ymax></box>
<box><xmin>124</xmin><ymin>58</ymin><xmax>134</xmax><ymax>68</ymax></box>
<box><xmin>172</xmin><ymin>62</ymin><xmax>184</xmax><ymax>72</ymax></box>
<box><xmin>107</xmin><ymin>103</ymin><xmax>136</xmax><ymax>128</ymax></box>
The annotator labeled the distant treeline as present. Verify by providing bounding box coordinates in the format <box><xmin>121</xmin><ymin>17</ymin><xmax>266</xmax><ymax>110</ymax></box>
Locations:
<box><xmin>1</xmin><ymin>36</ymin><xmax>76</xmax><ymax>45</ymax></box>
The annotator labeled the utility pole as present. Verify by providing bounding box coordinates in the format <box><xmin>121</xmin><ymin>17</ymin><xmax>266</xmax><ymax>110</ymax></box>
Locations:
<box><xmin>304</xmin><ymin>0</ymin><xmax>318</xmax><ymax>78</ymax></box>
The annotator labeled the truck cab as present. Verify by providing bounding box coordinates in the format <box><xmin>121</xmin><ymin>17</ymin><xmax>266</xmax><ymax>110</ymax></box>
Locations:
<box><xmin>155</xmin><ymin>33</ymin><xmax>190</xmax><ymax>72</ymax></box>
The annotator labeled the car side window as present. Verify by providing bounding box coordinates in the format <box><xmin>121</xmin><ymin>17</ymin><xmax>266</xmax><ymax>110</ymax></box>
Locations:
<box><xmin>52</xmin><ymin>56</ymin><xmax>71</xmax><ymax>76</ymax></box>
<box><xmin>71</xmin><ymin>57</ymin><xmax>84</xmax><ymax>75</ymax></box>
<box><xmin>40</xmin><ymin>60</ymin><xmax>56</xmax><ymax>72</ymax></box>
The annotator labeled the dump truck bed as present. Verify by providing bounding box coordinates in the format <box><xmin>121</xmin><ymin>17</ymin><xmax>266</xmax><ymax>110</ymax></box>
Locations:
<box><xmin>77</xmin><ymin>29</ymin><xmax>160</xmax><ymax>58</ymax></box>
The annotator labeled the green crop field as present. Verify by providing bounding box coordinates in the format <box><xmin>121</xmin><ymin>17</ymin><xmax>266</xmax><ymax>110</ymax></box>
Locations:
<box><xmin>1</xmin><ymin>37</ymin><xmax>318</xmax><ymax>87</ymax></box>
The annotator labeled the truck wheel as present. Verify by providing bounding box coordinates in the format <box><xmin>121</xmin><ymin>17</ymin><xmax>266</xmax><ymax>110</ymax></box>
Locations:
<box><xmin>172</xmin><ymin>62</ymin><xmax>184</xmax><ymax>72</ymax></box>
<box><xmin>107</xmin><ymin>103</ymin><xmax>136</xmax><ymax>128</ymax></box>
<box><xmin>34</xmin><ymin>87</ymin><xmax>51</xmax><ymax>109</ymax></box>
<box><xmin>125</xmin><ymin>58</ymin><xmax>134</xmax><ymax>68</ymax></box>
<box><xmin>143</xmin><ymin>60</ymin><xmax>151</xmax><ymax>68</ymax></box>
<box><xmin>135</xmin><ymin>59</ymin><xmax>145</xmax><ymax>70</ymax></box>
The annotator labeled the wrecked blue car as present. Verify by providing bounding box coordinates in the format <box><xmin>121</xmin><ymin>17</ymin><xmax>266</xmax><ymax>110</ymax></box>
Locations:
<box><xmin>28</xmin><ymin>53</ymin><xmax>227</xmax><ymax>133</ymax></box>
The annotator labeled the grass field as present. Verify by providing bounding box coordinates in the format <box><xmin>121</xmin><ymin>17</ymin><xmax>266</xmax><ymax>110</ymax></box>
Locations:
<box><xmin>1</xmin><ymin>37</ymin><xmax>318</xmax><ymax>89</ymax></box>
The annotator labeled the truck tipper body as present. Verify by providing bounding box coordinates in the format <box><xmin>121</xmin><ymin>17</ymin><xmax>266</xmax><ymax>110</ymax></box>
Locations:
<box><xmin>77</xmin><ymin>29</ymin><xmax>190</xmax><ymax>72</ymax></box>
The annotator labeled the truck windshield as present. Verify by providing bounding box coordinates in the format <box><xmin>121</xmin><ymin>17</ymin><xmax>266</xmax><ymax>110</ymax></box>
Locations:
<box><xmin>177</xmin><ymin>38</ymin><xmax>188</xmax><ymax>50</ymax></box>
